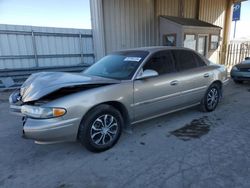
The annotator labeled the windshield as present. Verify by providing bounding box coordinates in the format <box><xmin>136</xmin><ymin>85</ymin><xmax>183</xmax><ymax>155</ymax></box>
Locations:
<box><xmin>84</xmin><ymin>51</ymin><xmax>149</xmax><ymax>80</ymax></box>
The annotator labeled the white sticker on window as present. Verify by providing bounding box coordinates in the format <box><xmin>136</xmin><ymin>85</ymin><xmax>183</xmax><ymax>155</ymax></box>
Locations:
<box><xmin>124</xmin><ymin>57</ymin><xmax>142</xmax><ymax>62</ymax></box>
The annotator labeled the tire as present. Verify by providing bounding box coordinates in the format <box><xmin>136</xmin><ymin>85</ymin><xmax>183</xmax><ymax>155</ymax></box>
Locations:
<box><xmin>200</xmin><ymin>84</ymin><xmax>221</xmax><ymax>112</ymax></box>
<box><xmin>233</xmin><ymin>80</ymin><xmax>243</xmax><ymax>84</ymax></box>
<box><xmin>78</xmin><ymin>104</ymin><xmax>123</xmax><ymax>152</ymax></box>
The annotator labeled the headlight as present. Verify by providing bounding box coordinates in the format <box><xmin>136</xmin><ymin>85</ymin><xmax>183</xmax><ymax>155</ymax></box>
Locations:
<box><xmin>21</xmin><ymin>105</ymin><xmax>66</xmax><ymax>119</ymax></box>
<box><xmin>232</xmin><ymin>66</ymin><xmax>239</xmax><ymax>71</ymax></box>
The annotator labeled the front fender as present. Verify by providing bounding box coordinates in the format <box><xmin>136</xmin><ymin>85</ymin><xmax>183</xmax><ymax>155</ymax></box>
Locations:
<box><xmin>42</xmin><ymin>82</ymin><xmax>134</xmax><ymax>132</ymax></box>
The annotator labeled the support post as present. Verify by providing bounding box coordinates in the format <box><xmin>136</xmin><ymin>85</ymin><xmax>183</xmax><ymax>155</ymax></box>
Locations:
<box><xmin>79</xmin><ymin>34</ymin><xmax>84</xmax><ymax>64</ymax></box>
<box><xmin>178</xmin><ymin>0</ymin><xmax>184</xmax><ymax>17</ymax></box>
<box><xmin>233</xmin><ymin>21</ymin><xmax>237</xmax><ymax>39</ymax></box>
<box><xmin>31</xmin><ymin>30</ymin><xmax>39</xmax><ymax>67</ymax></box>
<box><xmin>223</xmin><ymin>0</ymin><xmax>233</xmax><ymax>45</ymax></box>
<box><xmin>89</xmin><ymin>0</ymin><xmax>106</xmax><ymax>60</ymax></box>
<box><xmin>220</xmin><ymin>0</ymin><xmax>233</xmax><ymax>65</ymax></box>
<box><xmin>195</xmin><ymin>0</ymin><xmax>200</xmax><ymax>19</ymax></box>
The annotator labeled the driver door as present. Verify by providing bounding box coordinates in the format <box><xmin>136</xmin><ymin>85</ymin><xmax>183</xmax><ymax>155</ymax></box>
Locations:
<box><xmin>133</xmin><ymin>50</ymin><xmax>181</xmax><ymax>122</ymax></box>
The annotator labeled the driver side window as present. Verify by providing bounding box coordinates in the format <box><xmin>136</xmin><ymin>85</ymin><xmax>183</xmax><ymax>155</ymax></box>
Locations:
<box><xmin>143</xmin><ymin>51</ymin><xmax>176</xmax><ymax>75</ymax></box>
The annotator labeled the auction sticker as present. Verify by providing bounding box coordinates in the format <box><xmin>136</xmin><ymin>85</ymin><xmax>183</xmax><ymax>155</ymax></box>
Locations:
<box><xmin>124</xmin><ymin>57</ymin><xmax>142</xmax><ymax>62</ymax></box>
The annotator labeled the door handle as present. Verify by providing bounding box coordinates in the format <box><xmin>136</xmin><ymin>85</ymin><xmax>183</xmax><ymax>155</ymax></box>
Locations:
<box><xmin>170</xmin><ymin>80</ymin><xmax>179</xmax><ymax>86</ymax></box>
<box><xmin>203</xmin><ymin>73</ymin><xmax>210</xmax><ymax>78</ymax></box>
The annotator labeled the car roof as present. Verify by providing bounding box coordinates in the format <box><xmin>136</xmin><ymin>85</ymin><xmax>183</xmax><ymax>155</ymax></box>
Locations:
<box><xmin>114</xmin><ymin>46</ymin><xmax>194</xmax><ymax>54</ymax></box>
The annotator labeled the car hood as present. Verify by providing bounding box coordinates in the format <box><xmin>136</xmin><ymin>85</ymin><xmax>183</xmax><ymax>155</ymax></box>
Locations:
<box><xmin>20</xmin><ymin>72</ymin><xmax>120</xmax><ymax>102</ymax></box>
<box><xmin>236</xmin><ymin>60</ymin><xmax>250</xmax><ymax>68</ymax></box>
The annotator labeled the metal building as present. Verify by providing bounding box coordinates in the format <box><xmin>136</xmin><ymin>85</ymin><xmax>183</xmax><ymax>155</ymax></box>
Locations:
<box><xmin>0</xmin><ymin>24</ymin><xmax>94</xmax><ymax>70</ymax></box>
<box><xmin>0</xmin><ymin>25</ymin><xmax>95</xmax><ymax>88</ymax></box>
<box><xmin>90</xmin><ymin>0</ymin><xmax>243</xmax><ymax>64</ymax></box>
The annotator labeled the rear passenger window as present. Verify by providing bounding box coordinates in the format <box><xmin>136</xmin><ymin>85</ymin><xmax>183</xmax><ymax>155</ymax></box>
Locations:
<box><xmin>172</xmin><ymin>50</ymin><xmax>197</xmax><ymax>71</ymax></box>
<box><xmin>193</xmin><ymin>53</ymin><xmax>207</xmax><ymax>67</ymax></box>
<box><xmin>143</xmin><ymin>51</ymin><xmax>176</xmax><ymax>75</ymax></box>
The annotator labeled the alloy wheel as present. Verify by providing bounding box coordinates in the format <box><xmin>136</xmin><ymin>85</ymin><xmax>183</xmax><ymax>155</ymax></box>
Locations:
<box><xmin>90</xmin><ymin>114</ymin><xmax>118</xmax><ymax>146</ymax></box>
<box><xmin>207</xmin><ymin>88</ymin><xmax>219</xmax><ymax>110</ymax></box>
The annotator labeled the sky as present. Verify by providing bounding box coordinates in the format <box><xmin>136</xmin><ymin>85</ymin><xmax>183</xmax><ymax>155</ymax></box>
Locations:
<box><xmin>0</xmin><ymin>0</ymin><xmax>91</xmax><ymax>29</ymax></box>
<box><xmin>0</xmin><ymin>0</ymin><xmax>249</xmax><ymax>39</ymax></box>
<box><xmin>230</xmin><ymin>0</ymin><xmax>250</xmax><ymax>39</ymax></box>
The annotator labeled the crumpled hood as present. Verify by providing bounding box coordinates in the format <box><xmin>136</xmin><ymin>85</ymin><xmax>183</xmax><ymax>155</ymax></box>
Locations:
<box><xmin>20</xmin><ymin>72</ymin><xmax>120</xmax><ymax>102</ymax></box>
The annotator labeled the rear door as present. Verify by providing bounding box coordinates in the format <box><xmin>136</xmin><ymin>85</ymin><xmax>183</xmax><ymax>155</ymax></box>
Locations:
<box><xmin>171</xmin><ymin>49</ymin><xmax>212</xmax><ymax>106</ymax></box>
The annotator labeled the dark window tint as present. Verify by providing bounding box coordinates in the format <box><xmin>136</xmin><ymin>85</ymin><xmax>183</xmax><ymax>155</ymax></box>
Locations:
<box><xmin>172</xmin><ymin>50</ymin><xmax>197</xmax><ymax>71</ymax></box>
<box><xmin>193</xmin><ymin>53</ymin><xmax>207</xmax><ymax>67</ymax></box>
<box><xmin>143</xmin><ymin>51</ymin><xmax>176</xmax><ymax>75</ymax></box>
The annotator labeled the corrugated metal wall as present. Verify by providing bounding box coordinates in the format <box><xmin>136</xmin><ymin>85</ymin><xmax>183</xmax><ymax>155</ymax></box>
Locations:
<box><xmin>91</xmin><ymin>0</ymin><xmax>229</xmax><ymax>63</ymax></box>
<box><xmin>155</xmin><ymin>0</ymin><xmax>179</xmax><ymax>17</ymax></box>
<box><xmin>101</xmin><ymin>0</ymin><xmax>186</xmax><ymax>54</ymax></box>
<box><xmin>199</xmin><ymin>0</ymin><xmax>227</xmax><ymax>34</ymax></box>
<box><xmin>90</xmin><ymin>0</ymin><xmax>106</xmax><ymax>60</ymax></box>
<box><xmin>103</xmin><ymin>0</ymin><xmax>155</xmax><ymax>54</ymax></box>
<box><xmin>199</xmin><ymin>0</ymin><xmax>227</xmax><ymax>62</ymax></box>
<box><xmin>0</xmin><ymin>24</ymin><xmax>94</xmax><ymax>70</ymax></box>
<box><xmin>184</xmin><ymin>0</ymin><xmax>198</xmax><ymax>18</ymax></box>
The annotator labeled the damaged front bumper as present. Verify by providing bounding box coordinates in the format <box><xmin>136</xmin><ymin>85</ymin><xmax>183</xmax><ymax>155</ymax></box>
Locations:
<box><xmin>9</xmin><ymin>90</ymin><xmax>81</xmax><ymax>143</ymax></box>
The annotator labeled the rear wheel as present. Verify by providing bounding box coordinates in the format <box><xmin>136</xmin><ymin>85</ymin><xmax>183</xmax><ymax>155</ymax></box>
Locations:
<box><xmin>233</xmin><ymin>80</ymin><xmax>243</xmax><ymax>84</ymax></box>
<box><xmin>78</xmin><ymin>104</ymin><xmax>123</xmax><ymax>152</ymax></box>
<box><xmin>200</xmin><ymin>84</ymin><xmax>220</xmax><ymax>112</ymax></box>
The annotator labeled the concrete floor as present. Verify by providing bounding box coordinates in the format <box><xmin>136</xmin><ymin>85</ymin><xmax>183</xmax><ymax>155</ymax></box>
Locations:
<box><xmin>0</xmin><ymin>80</ymin><xmax>250</xmax><ymax>188</ymax></box>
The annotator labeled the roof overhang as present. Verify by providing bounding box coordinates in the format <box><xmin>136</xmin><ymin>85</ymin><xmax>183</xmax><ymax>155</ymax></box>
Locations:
<box><xmin>160</xmin><ymin>16</ymin><xmax>222</xmax><ymax>29</ymax></box>
<box><xmin>232</xmin><ymin>0</ymin><xmax>247</xmax><ymax>3</ymax></box>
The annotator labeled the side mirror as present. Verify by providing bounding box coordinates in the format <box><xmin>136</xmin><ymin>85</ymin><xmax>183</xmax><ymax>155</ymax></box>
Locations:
<box><xmin>137</xmin><ymin>69</ymin><xmax>159</xmax><ymax>79</ymax></box>
<box><xmin>245</xmin><ymin>57</ymin><xmax>250</xmax><ymax>60</ymax></box>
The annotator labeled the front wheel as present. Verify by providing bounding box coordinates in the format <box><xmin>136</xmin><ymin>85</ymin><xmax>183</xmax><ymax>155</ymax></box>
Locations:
<box><xmin>200</xmin><ymin>84</ymin><xmax>220</xmax><ymax>112</ymax></box>
<box><xmin>78</xmin><ymin>104</ymin><xmax>123</xmax><ymax>152</ymax></box>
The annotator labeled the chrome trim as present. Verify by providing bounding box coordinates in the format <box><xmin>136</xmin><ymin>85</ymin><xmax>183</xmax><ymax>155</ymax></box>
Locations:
<box><xmin>132</xmin><ymin>86</ymin><xmax>207</xmax><ymax>107</ymax></box>
<box><xmin>180</xmin><ymin>86</ymin><xmax>207</xmax><ymax>95</ymax></box>
<box><xmin>132</xmin><ymin>92</ymin><xmax>181</xmax><ymax>107</ymax></box>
